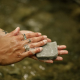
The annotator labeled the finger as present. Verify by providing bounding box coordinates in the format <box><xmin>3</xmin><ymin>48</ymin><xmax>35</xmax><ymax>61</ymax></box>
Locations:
<box><xmin>30</xmin><ymin>56</ymin><xmax>53</xmax><ymax>63</ymax></box>
<box><xmin>20</xmin><ymin>36</ymin><xmax>47</xmax><ymax>46</ymax></box>
<box><xmin>21</xmin><ymin>35</ymin><xmax>47</xmax><ymax>44</ymax></box>
<box><xmin>21</xmin><ymin>47</ymin><xmax>43</xmax><ymax>58</ymax></box>
<box><xmin>19</xmin><ymin>30</ymin><xmax>34</xmax><ymax>34</ymax></box>
<box><xmin>30</xmin><ymin>35</ymin><xmax>47</xmax><ymax>43</ymax></box>
<box><xmin>29</xmin><ymin>40</ymin><xmax>47</xmax><ymax>48</ymax></box>
<box><xmin>55</xmin><ymin>56</ymin><xmax>63</xmax><ymax>61</ymax></box>
<box><xmin>19</xmin><ymin>35</ymin><xmax>47</xmax><ymax>45</ymax></box>
<box><xmin>15</xmin><ymin>34</ymin><xmax>23</xmax><ymax>40</ymax></box>
<box><xmin>16</xmin><ymin>32</ymin><xmax>42</xmax><ymax>40</ymax></box>
<box><xmin>29</xmin><ymin>56</ymin><xmax>38</xmax><ymax>60</ymax></box>
<box><xmin>7</xmin><ymin>27</ymin><xmax>20</xmax><ymax>37</ymax></box>
<box><xmin>40</xmin><ymin>60</ymin><xmax>53</xmax><ymax>63</ymax></box>
<box><xmin>58</xmin><ymin>45</ymin><xmax>67</xmax><ymax>50</ymax></box>
<box><xmin>25</xmin><ymin>32</ymin><xmax>42</xmax><ymax>38</ymax></box>
<box><xmin>46</xmin><ymin>38</ymin><xmax>52</xmax><ymax>42</ymax></box>
<box><xmin>58</xmin><ymin>50</ymin><xmax>68</xmax><ymax>55</ymax></box>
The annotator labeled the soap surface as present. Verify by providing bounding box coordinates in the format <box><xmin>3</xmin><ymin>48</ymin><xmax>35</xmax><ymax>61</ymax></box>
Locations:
<box><xmin>36</xmin><ymin>42</ymin><xmax>58</xmax><ymax>60</ymax></box>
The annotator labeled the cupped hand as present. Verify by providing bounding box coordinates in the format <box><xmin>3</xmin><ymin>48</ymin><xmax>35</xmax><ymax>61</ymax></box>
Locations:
<box><xmin>29</xmin><ymin>45</ymin><xmax>68</xmax><ymax>63</ymax></box>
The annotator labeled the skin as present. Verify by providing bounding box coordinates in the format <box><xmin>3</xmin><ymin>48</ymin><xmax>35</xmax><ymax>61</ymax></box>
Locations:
<box><xmin>0</xmin><ymin>27</ymin><xmax>68</xmax><ymax>65</ymax></box>
<box><xmin>0</xmin><ymin>28</ymin><xmax>48</xmax><ymax>65</ymax></box>
<box><xmin>19</xmin><ymin>29</ymin><xmax>68</xmax><ymax>63</ymax></box>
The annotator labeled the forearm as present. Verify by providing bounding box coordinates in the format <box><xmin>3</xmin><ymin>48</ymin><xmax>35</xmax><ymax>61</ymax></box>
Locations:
<box><xmin>0</xmin><ymin>28</ymin><xmax>8</xmax><ymax>37</ymax></box>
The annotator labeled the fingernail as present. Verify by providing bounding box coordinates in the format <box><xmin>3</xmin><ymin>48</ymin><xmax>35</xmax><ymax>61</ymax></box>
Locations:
<box><xmin>43</xmin><ymin>40</ymin><xmax>47</xmax><ymax>44</ymax></box>
<box><xmin>38</xmin><ymin>33</ymin><xmax>41</xmax><ymax>36</ymax></box>
<box><xmin>65</xmin><ymin>51</ymin><xmax>68</xmax><ymax>54</ymax></box>
<box><xmin>62</xmin><ymin>45</ymin><xmax>66</xmax><ymax>48</ymax></box>
<box><xmin>15</xmin><ymin>27</ymin><xmax>20</xmax><ymax>31</ymax></box>
<box><xmin>44</xmin><ymin>60</ymin><xmax>53</xmax><ymax>63</ymax></box>
<box><xmin>43</xmin><ymin>35</ymin><xmax>47</xmax><ymax>39</ymax></box>
<box><xmin>48</xmin><ymin>39</ymin><xmax>51</xmax><ymax>42</ymax></box>
<box><xmin>59</xmin><ymin>57</ymin><xmax>63</xmax><ymax>60</ymax></box>
<box><xmin>40</xmin><ymin>47</ymin><xmax>43</xmax><ymax>51</ymax></box>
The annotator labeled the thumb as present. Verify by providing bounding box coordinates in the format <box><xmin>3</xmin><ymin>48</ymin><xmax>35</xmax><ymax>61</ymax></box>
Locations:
<box><xmin>8</xmin><ymin>27</ymin><xmax>20</xmax><ymax>36</ymax></box>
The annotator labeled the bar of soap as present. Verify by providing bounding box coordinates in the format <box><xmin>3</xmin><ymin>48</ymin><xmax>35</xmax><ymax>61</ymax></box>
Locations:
<box><xmin>36</xmin><ymin>42</ymin><xmax>58</xmax><ymax>60</ymax></box>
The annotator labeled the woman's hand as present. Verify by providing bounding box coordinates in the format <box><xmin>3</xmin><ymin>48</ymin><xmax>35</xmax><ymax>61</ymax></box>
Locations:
<box><xmin>30</xmin><ymin>45</ymin><xmax>68</xmax><ymax>63</ymax></box>
<box><xmin>18</xmin><ymin>29</ymin><xmax>68</xmax><ymax>63</ymax></box>
<box><xmin>0</xmin><ymin>28</ymin><xmax>48</xmax><ymax>66</ymax></box>
<box><xmin>19</xmin><ymin>30</ymin><xmax>51</xmax><ymax>42</ymax></box>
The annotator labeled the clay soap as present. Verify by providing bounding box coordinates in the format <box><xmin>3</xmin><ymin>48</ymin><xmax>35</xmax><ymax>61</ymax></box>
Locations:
<box><xmin>36</xmin><ymin>42</ymin><xmax>58</xmax><ymax>60</ymax></box>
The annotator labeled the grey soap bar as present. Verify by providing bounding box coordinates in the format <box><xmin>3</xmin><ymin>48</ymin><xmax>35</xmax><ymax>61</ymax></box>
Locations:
<box><xmin>36</xmin><ymin>42</ymin><xmax>58</xmax><ymax>60</ymax></box>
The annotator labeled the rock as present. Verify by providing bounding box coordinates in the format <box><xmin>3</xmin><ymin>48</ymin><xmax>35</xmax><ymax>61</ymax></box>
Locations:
<box><xmin>36</xmin><ymin>42</ymin><xmax>58</xmax><ymax>60</ymax></box>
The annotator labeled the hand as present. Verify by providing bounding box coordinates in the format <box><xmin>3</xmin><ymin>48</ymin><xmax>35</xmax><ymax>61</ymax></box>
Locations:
<box><xmin>29</xmin><ymin>45</ymin><xmax>68</xmax><ymax>63</ymax></box>
<box><xmin>0</xmin><ymin>28</ymin><xmax>48</xmax><ymax>65</ymax></box>
<box><xmin>19</xmin><ymin>30</ymin><xmax>51</xmax><ymax>42</ymax></box>
<box><xmin>18</xmin><ymin>29</ymin><xmax>68</xmax><ymax>63</ymax></box>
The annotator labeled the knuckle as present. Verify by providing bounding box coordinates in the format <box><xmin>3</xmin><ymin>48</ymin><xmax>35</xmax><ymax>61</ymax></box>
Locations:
<box><xmin>41</xmin><ymin>36</ymin><xmax>44</xmax><ymax>40</ymax></box>
<box><xmin>31</xmin><ymin>38</ymin><xmax>34</xmax><ymax>42</ymax></box>
<box><xmin>22</xmin><ymin>41</ymin><xmax>26</xmax><ymax>46</ymax></box>
<box><xmin>36</xmin><ymin>48</ymin><xmax>40</xmax><ymax>52</ymax></box>
<box><xmin>41</xmin><ymin>41</ymin><xmax>44</xmax><ymax>45</ymax></box>
<box><xmin>35</xmin><ymin>33</ymin><xmax>38</xmax><ymax>37</ymax></box>
<box><xmin>37</xmin><ymin>42</ymin><xmax>40</xmax><ymax>47</ymax></box>
<box><xmin>11</xmin><ymin>38</ymin><xmax>17</xmax><ymax>44</ymax></box>
<box><xmin>17</xmin><ymin>35</ymin><xmax>21</xmax><ymax>40</ymax></box>
<box><xmin>27</xmin><ymin>33</ymin><xmax>31</xmax><ymax>38</ymax></box>
<box><xmin>35</xmin><ymin>43</ymin><xmax>38</xmax><ymax>46</ymax></box>
<box><xmin>30</xmin><ymin>44</ymin><xmax>34</xmax><ymax>48</ymax></box>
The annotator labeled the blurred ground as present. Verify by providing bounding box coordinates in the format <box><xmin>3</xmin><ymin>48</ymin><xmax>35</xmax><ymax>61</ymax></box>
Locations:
<box><xmin>0</xmin><ymin>0</ymin><xmax>80</xmax><ymax>80</ymax></box>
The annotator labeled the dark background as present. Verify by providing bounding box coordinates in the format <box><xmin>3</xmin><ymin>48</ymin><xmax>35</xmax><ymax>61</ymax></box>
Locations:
<box><xmin>0</xmin><ymin>0</ymin><xmax>80</xmax><ymax>80</ymax></box>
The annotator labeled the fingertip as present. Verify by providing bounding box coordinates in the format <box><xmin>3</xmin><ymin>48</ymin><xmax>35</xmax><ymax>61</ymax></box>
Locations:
<box><xmin>48</xmin><ymin>39</ymin><xmax>51</xmax><ymax>42</ymax></box>
<box><xmin>63</xmin><ymin>45</ymin><xmax>67</xmax><ymax>48</ymax></box>
<box><xmin>58</xmin><ymin>50</ymin><xmax>68</xmax><ymax>55</ymax></box>
<box><xmin>49</xmin><ymin>60</ymin><xmax>53</xmax><ymax>63</ymax></box>
<box><xmin>38</xmin><ymin>33</ymin><xmax>42</xmax><ymax>36</ymax></box>
<box><xmin>44</xmin><ymin>60</ymin><xmax>53</xmax><ymax>63</ymax></box>
<box><xmin>40</xmin><ymin>47</ymin><xmax>43</xmax><ymax>51</ymax></box>
<box><xmin>58</xmin><ymin>45</ymin><xmax>67</xmax><ymax>50</ymax></box>
<box><xmin>43</xmin><ymin>40</ymin><xmax>47</xmax><ymax>44</ymax></box>
<box><xmin>17</xmin><ymin>27</ymin><xmax>20</xmax><ymax>29</ymax></box>
<box><xmin>15</xmin><ymin>27</ymin><xmax>20</xmax><ymax>31</ymax></box>
<box><xmin>14</xmin><ymin>27</ymin><xmax>20</xmax><ymax>35</ymax></box>
<box><xmin>43</xmin><ymin>35</ymin><xmax>47</xmax><ymax>39</ymax></box>
<box><xmin>56</xmin><ymin>57</ymin><xmax>63</xmax><ymax>61</ymax></box>
<box><xmin>62</xmin><ymin>45</ymin><xmax>66</xmax><ymax>48</ymax></box>
<box><xmin>66</xmin><ymin>50</ymin><xmax>68</xmax><ymax>54</ymax></box>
